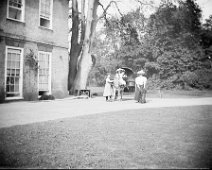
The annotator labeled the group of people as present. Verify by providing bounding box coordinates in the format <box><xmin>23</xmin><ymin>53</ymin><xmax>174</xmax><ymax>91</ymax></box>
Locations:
<box><xmin>103</xmin><ymin>68</ymin><xmax>126</xmax><ymax>102</ymax></box>
<box><xmin>103</xmin><ymin>68</ymin><xmax>147</xmax><ymax>103</ymax></box>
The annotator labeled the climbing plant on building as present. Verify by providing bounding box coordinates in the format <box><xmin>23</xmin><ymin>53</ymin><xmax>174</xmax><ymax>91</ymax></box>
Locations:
<box><xmin>25</xmin><ymin>49</ymin><xmax>39</xmax><ymax>73</ymax></box>
<box><xmin>24</xmin><ymin>49</ymin><xmax>39</xmax><ymax>101</ymax></box>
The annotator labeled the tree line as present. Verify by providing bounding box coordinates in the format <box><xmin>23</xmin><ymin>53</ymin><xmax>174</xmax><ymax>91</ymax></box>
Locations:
<box><xmin>88</xmin><ymin>0</ymin><xmax>212</xmax><ymax>90</ymax></box>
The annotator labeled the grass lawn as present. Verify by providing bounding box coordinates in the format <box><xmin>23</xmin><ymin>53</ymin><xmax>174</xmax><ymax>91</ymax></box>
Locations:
<box><xmin>0</xmin><ymin>105</ymin><xmax>211</xmax><ymax>169</ymax></box>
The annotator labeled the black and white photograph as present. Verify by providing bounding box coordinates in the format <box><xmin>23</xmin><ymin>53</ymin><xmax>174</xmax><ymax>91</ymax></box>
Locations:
<box><xmin>0</xmin><ymin>0</ymin><xmax>212</xmax><ymax>169</ymax></box>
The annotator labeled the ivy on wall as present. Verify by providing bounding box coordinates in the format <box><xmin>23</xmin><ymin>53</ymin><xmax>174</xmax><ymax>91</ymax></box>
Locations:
<box><xmin>25</xmin><ymin>49</ymin><xmax>39</xmax><ymax>72</ymax></box>
<box><xmin>24</xmin><ymin>49</ymin><xmax>39</xmax><ymax>101</ymax></box>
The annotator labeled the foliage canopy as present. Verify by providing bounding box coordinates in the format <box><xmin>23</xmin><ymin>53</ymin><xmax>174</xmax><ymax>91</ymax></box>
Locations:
<box><xmin>89</xmin><ymin>0</ymin><xmax>212</xmax><ymax>89</ymax></box>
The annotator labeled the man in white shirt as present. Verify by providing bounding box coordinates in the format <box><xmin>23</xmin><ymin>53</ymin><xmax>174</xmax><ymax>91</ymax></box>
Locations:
<box><xmin>134</xmin><ymin>70</ymin><xmax>147</xmax><ymax>103</ymax></box>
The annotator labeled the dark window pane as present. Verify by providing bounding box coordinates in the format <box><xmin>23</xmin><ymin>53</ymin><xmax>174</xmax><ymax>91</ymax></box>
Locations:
<box><xmin>6</xmin><ymin>85</ymin><xmax>9</xmax><ymax>92</ymax></box>
<box><xmin>40</xmin><ymin>18</ymin><xmax>50</xmax><ymax>28</ymax></box>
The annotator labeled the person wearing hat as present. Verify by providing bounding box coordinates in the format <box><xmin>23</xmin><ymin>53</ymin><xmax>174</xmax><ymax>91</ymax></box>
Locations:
<box><xmin>116</xmin><ymin>68</ymin><xmax>125</xmax><ymax>72</ymax></box>
<box><xmin>113</xmin><ymin>68</ymin><xmax>126</xmax><ymax>100</ymax></box>
<box><xmin>103</xmin><ymin>74</ymin><xmax>114</xmax><ymax>101</ymax></box>
<box><xmin>116</xmin><ymin>68</ymin><xmax>126</xmax><ymax>86</ymax></box>
<box><xmin>134</xmin><ymin>69</ymin><xmax>147</xmax><ymax>103</ymax></box>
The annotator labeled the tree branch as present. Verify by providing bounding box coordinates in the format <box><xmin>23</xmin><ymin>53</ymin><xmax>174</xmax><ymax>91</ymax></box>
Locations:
<box><xmin>135</xmin><ymin>0</ymin><xmax>154</xmax><ymax>7</ymax></box>
<box><xmin>98</xmin><ymin>1</ymin><xmax>123</xmax><ymax>20</ymax></box>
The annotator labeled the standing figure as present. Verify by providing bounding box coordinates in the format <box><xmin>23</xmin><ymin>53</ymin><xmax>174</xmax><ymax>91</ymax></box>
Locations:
<box><xmin>134</xmin><ymin>70</ymin><xmax>147</xmax><ymax>103</ymax></box>
<box><xmin>103</xmin><ymin>74</ymin><xmax>114</xmax><ymax>101</ymax></box>
<box><xmin>113</xmin><ymin>68</ymin><xmax>126</xmax><ymax>101</ymax></box>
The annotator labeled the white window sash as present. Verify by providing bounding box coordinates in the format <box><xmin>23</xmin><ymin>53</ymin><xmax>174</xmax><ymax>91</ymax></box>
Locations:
<box><xmin>9</xmin><ymin>6</ymin><xmax>22</xmax><ymax>10</ymax></box>
<box><xmin>40</xmin><ymin>16</ymin><xmax>50</xmax><ymax>20</ymax></box>
<box><xmin>38</xmin><ymin>51</ymin><xmax>52</xmax><ymax>94</ymax></box>
<box><xmin>5</xmin><ymin>46</ymin><xmax>24</xmax><ymax>100</ymax></box>
<box><xmin>7</xmin><ymin>0</ymin><xmax>25</xmax><ymax>22</ymax></box>
<box><xmin>39</xmin><ymin>0</ymin><xmax>53</xmax><ymax>29</ymax></box>
<box><xmin>9</xmin><ymin>0</ymin><xmax>22</xmax><ymax>8</ymax></box>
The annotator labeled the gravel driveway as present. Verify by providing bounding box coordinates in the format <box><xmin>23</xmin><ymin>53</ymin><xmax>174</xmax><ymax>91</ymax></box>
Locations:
<box><xmin>0</xmin><ymin>96</ymin><xmax>212</xmax><ymax>128</ymax></box>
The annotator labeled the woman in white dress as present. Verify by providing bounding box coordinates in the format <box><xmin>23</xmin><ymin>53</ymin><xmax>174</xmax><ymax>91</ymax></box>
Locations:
<box><xmin>103</xmin><ymin>74</ymin><xmax>114</xmax><ymax>101</ymax></box>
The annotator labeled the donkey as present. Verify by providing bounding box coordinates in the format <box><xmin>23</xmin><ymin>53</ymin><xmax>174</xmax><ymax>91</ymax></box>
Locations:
<box><xmin>113</xmin><ymin>70</ymin><xmax>127</xmax><ymax>100</ymax></box>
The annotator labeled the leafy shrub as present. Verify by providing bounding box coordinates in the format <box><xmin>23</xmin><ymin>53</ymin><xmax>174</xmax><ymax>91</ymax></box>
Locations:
<box><xmin>39</xmin><ymin>94</ymin><xmax>55</xmax><ymax>100</ymax></box>
<box><xmin>195</xmin><ymin>69</ymin><xmax>212</xmax><ymax>89</ymax></box>
<box><xmin>160</xmin><ymin>79</ymin><xmax>176</xmax><ymax>89</ymax></box>
<box><xmin>144</xmin><ymin>62</ymin><xmax>160</xmax><ymax>77</ymax></box>
<box><xmin>146</xmin><ymin>74</ymin><xmax>161</xmax><ymax>90</ymax></box>
<box><xmin>175</xmin><ymin>84</ymin><xmax>183</xmax><ymax>90</ymax></box>
<box><xmin>146</xmin><ymin>74</ymin><xmax>180</xmax><ymax>90</ymax></box>
<box><xmin>24</xmin><ymin>49</ymin><xmax>38</xmax><ymax>101</ymax></box>
<box><xmin>180</xmin><ymin>71</ymin><xmax>199</xmax><ymax>87</ymax></box>
<box><xmin>25</xmin><ymin>49</ymin><xmax>39</xmax><ymax>72</ymax></box>
<box><xmin>180</xmin><ymin>71</ymin><xmax>198</xmax><ymax>88</ymax></box>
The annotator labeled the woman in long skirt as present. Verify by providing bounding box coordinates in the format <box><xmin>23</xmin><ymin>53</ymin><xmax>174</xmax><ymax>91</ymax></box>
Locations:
<box><xmin>103</xmin><ymin>74</ymin><xmax>114</xmax><ymax>101</ymax></box>
<box><xmin>134</xmin><ymin>70</ymin><xmax>147</xmax><ymax>103</ymax></box>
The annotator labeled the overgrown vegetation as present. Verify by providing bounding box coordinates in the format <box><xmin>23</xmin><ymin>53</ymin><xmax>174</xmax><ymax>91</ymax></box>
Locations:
<box><xmin>89</xmin><ymin>0</ymin><xmax>212</xmax><ymax>90</ymax></box>
<box><xmin>25</xmin><ymin>49</ymin><xmax>39</xmax><ymax>72</ymax></box>
<box><xmin>39</xmin><ymin>94</ymin><xmax>55</xmax><ymax>100</ymax></box>
<box><xmin>24</xmin><ymin>49</ymin><xmax>39</xmax><ymax>101</ymax></box>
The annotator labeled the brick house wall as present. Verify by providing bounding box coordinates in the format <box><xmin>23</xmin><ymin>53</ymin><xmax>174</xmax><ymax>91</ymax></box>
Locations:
<box><xmin>0</xmin><ymin>0</ymin><xmax>69</xmax><ymax>101</ymax></box>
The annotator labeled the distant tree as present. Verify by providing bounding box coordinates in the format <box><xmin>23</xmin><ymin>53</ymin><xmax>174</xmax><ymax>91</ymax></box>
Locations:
<box><xmin>200</xmin><ymin>15</ymin><xmax>212</xmax><ymax>80</ymax></box>
<box><xmin>68</xmin><ymin>0</ymin><xmax>152</xmax><ymax>92</ymax></box>
<box><xmin>89</xmin><ymin>0</ymin><xmax>211</xmax><ymax>89</ymax></box>
<box><xmin>105</xmin><ymin>8</ymin><xmax>147</xmax><ymax>71</ymax></box>
<box><xmin>203</xmin><ymin>15</ymin><xmax>212</xmax><ymax>31</ymax></box>
<box><xmin>201</xmin><ymin>15</ymin><xmax>212</xmax><ymax>49</ymax></box>
<box><xmin>143</xmin><ymin>0</ymin><xmax>205</xmax><ymax>89</ymax></box>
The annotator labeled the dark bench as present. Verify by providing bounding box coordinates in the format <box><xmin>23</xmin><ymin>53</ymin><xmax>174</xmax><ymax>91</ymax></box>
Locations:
<box><xmin>79</xmin><ymin>89</ymin><xmax>91</xmax><ymax>97</ymax></box>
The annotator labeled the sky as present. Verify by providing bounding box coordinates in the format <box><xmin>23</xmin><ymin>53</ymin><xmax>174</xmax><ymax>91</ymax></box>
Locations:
<box><xmin>99</xmin><ymin>0</ymin><xmax>212</xmax><ymax>22</ymax></box>
<box><xmin>198</xmin><ymin>0</ymin><xmax>212</xmax><ymax>21</ymax></box>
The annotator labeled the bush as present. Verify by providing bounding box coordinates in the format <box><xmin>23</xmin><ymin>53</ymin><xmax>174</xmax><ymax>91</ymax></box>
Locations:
<box><xmin>160</xmin><ymin>80</ymin><xmax>176</xmax><ymax>89</ymax></box>
<box><xmin>146</xmin><ymin>74</ymin><xmax>161</xmax><ymax>90</ymax></box>
<box><xmin>39</xmin><ymin>94</ymin><xmax>55</xmax><ymax>100</ymax></box>
<box><xmin>195</xmin><ymin>69</ymin><xmax>212</xmax><ymax>89</ymax></box>
<box><xmin>145</xmin><ymin>69</ymin><xmax>212</xmax><ymax>90</ymax></box>
<box><xmin>180</xmin><ymin>71</ymin><xmax>199</xmax><ymax>87</ymax></box>
<box><xmin>146</xmin><ymin>74</ymin><xmax>179</xmax><ymax>90</ymax></box>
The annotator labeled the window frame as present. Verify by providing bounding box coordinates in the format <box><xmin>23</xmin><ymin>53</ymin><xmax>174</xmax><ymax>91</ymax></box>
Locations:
<box><xmin>5</xmin><ymin>46</ymin><xmax>24</xmax><ymax>100</ymax></box>
<box><xmin>39</xmin><ymin>0</ymin><xmax>53</xmax><ymax>29</ymax></box>
<box><xmin>7</xmin><ymin>0</ymin><xmax>25</xmax><ymax>22</ymax></box>
<box><xmin>38</xmin><ymin>51</ymin><xmax>52</xmax><ymax>95</ymax></box>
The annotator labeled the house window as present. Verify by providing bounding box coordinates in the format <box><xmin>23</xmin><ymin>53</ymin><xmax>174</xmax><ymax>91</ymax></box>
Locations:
<box><xmin>38</xmin><ymin>52</ymin><xmax>51</xmax><ymax>95</ymax></box>
<box><xmin>5</xmin><ymin>47</ymin><xmax>23</xmax><ymax>99</ymax></box>
<box><xmin>7</xmin><ymin>0</ymin><xmax>25</xmax><ymax>22</ymax></box>
<box><xmin>39</xmin><ymin>0</ymin><xmax>53</xmax><ymax>29</ymax></box>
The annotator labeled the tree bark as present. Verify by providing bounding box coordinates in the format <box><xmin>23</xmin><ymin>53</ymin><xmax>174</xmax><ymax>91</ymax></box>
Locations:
<box><xmin>73</xmin><ymin>0</ymin><xmax>99</xmax><ymax>91</ymax></box>
<box><xmin>68</xmin><ymin>0</ymin><xmax>85</xmax><ymax>94</ymax></box>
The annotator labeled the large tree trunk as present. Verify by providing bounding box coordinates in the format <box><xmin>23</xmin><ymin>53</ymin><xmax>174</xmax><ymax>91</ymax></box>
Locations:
<box><xmin>73</xmin><ymin>0</ymin><xmax>99</xmax><ymax>91</ymax></box>
<box><xmin>68</xmin><ymin>0</ymin><xmax>85</xmax><ymax>94</ymax></box>
<box><xmin>68</xmin><ymin>0</ymin><xmax>80</xmax><ymax>92</ymax></box>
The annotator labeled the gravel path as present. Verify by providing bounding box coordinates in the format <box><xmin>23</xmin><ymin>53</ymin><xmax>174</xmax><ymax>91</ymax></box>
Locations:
<box><xmin>0</xmin><ymin>96</ymin><xmax>212</xmax><ymax>128</ymax></box>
